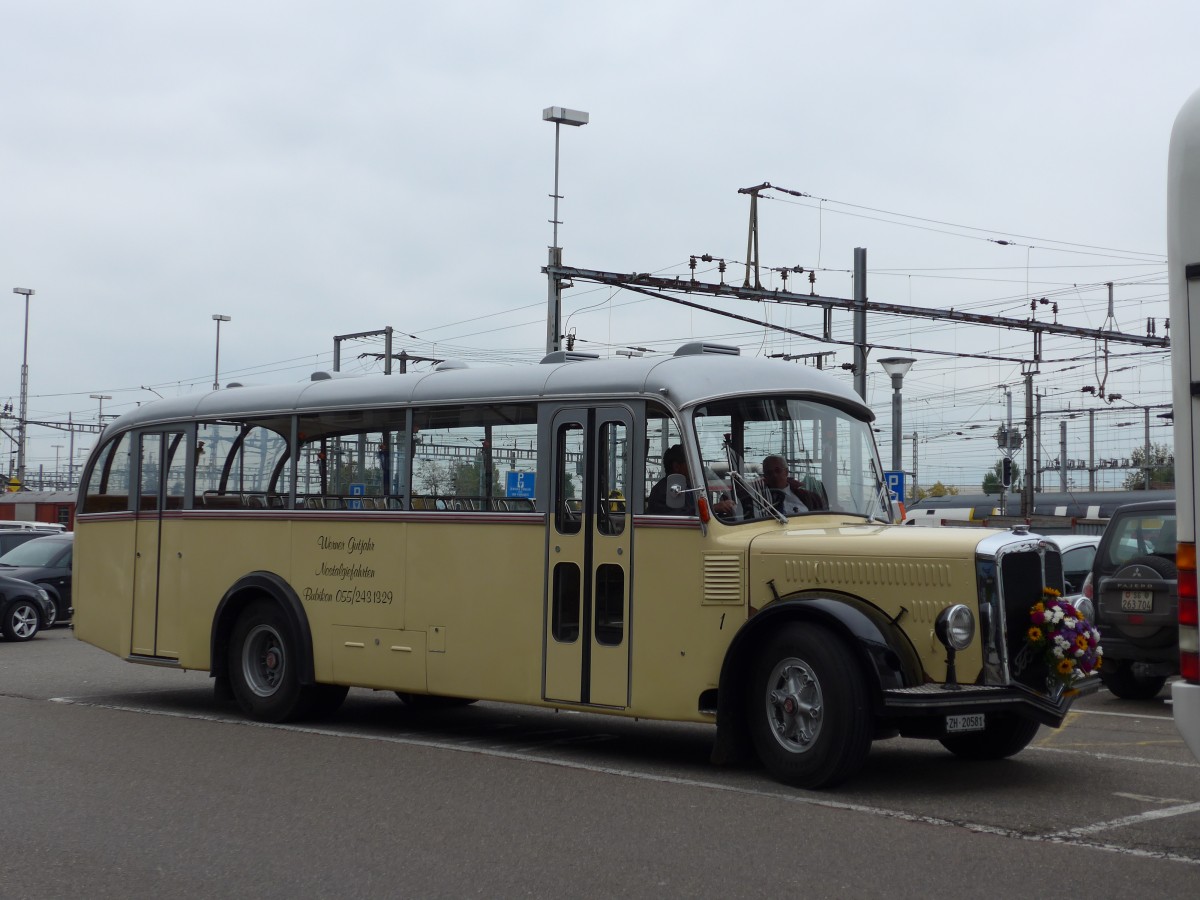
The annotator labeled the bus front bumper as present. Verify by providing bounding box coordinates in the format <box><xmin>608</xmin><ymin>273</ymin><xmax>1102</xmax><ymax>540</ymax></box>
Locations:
<box><xmin>882</xmin><ymin>677</ymin><xmax>1100</xmax><ymax>728</ymax></box>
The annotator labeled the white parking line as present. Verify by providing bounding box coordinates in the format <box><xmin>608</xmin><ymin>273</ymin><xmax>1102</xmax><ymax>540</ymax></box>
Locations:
<box><xmin>1070</xmin><ymin>708</ymin><xmax>1173</xmax><ymax>721</ymax></box>
<box><xmin>1114</xmin><ymin>792</ymin><xmax>1194</xmax><ymax>804</ymax></box>
<box><xmin>1030</xmin><ymin>745</ymin><xmax>1200</xmax><ymax>768</ymax></box>
<box><xmin>51</xmin><ymin>694</ymin><xmax>1200</xmax><ymax>865</ymax></box>
<box><xmin>1043</xmin><ymin>802</ymin><xmax>1200</xmax><ymax>839</ymax></box>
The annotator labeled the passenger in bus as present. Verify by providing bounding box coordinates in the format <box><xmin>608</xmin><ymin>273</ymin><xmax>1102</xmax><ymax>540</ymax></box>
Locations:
<box><xmin>761</xmin><ymin>455</ymin><xmax>826</xmax><ymax>514</ymax></box>
<box><xmin>647</xmin><ymin>444</ymin><xmax>736</xmax><ymax>517</ymax></box>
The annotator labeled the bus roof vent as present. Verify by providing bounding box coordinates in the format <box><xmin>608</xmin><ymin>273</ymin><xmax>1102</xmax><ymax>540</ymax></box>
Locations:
<box><xmin>434</xmin><ymin>359</ymin><xmax>469</xmax><ymax>371</ymax></box>
<box><xmin>674</xmin><ymin>342</ymin><xmax>741</xmax><ymax>357</ymax></box>
<box><xmin>310</xmin><ymin>370</ymin><xmax>362</xmax><ymax>381</ymax></box>
<box><xmin>541</xmin><ymin>351</ymin><xmax>601</xmax><ymax>364</ymax></box>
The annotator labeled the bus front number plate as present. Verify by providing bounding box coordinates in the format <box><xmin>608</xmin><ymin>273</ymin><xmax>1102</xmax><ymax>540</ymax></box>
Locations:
<box><xmin>945</xmin><ymin>714</ymin><xmax>985</xmax><ymax>733</ymax></box>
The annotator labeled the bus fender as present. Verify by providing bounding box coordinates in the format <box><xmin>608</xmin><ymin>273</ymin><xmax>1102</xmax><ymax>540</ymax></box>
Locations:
<box><xmin>210</xmin><ymin>571</ymin><xmax>316</xmax><ymax>692</ymax></box>
<box><xmin>711</xmin><ymin>595</ymin><xmax>920</xmax><ymax>766</ymax></box>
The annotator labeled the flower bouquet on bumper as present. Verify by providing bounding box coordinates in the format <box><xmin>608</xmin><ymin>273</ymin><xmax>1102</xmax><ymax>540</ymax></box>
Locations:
<box><xmin>1021</xmin><ymin>587</ymin><xmax>1103</xmax><ymax>694</ymax></box>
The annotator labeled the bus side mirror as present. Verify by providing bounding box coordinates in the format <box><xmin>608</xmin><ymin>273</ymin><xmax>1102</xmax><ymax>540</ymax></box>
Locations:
<box><xmin>665</xmin><ymin>473</ymin><xmax>687</xmax><ymax>510</ymax></box>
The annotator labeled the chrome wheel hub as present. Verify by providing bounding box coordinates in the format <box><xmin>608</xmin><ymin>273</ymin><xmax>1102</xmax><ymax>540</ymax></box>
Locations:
<box><xmin>765</xmin><ymin>656</ymin><xmax>823</xmax><ymax>753</ymax></box>
<box><xmin>242</xmin><ymin>624</ymin><xmax>286</xmax><ymax>697</ymax></box>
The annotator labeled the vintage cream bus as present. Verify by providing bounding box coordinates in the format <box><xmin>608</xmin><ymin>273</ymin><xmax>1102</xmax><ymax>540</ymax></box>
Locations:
<box><xmin>73</xmin><ymin>342</ymin><xmax>1094</xmax><ymax>787</ymax></box>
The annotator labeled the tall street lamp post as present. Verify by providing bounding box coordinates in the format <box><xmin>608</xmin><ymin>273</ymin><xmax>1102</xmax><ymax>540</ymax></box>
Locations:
<box><xmin>212</xmin><ymin>314</ymin><xmax>231</xmax><ymax>390</ymax></box>
<box><xmin>12</xmin><ymin>287</ymin><xmax>34</xmax><ymax>488</ymax></box>
<box><xmin>879</xmin><ymin>357</ymin><xmax>915</xmax><ymax>473</ymax></box>
<box><xmin>542</xmin><ymin>106</ymin><xmax>588</xmax><ymax>355</ymax></box>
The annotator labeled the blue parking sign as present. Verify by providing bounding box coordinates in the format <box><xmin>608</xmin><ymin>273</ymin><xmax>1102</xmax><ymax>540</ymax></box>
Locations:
<box><xmin>883</xmin><ymin>471</ymin><xmax>905</xmax><ymax>501</ymax></box>
<box><xmin>506</xmin><ymin>471</ymin><xmax>535</xmax><ymax>499</ymax></box>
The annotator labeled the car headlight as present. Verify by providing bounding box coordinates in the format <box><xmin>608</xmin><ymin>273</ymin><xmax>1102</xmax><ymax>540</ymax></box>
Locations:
<box><xmin>935</xmin><ymin>604</ymin><xmax>976</xmax><ymax>651</ymax></box>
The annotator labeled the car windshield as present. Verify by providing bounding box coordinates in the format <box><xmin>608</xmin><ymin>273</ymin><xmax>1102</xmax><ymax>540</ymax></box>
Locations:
<box><xmin>0</xmin><ymin>538</ymin><xmax>69</xmax><ymax>567</ymax></box>
<box><xmin>693</xmin><ymin>395</ymin><xmax>888</xmax><ymax>522</ymax></box>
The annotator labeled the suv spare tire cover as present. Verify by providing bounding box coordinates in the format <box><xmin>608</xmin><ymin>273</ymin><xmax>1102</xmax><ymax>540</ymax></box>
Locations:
<box><xmin>1102</xmin><ymin>554</ymin><xmax>1178</xmax><ymax>647</ymax></box>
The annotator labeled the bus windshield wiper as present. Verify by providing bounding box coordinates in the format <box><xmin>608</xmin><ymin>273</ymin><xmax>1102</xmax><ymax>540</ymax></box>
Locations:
<box><xmin>722</xmin><ymin>434</ymin><xmax>786</xmax><ymax>524</ymax></box>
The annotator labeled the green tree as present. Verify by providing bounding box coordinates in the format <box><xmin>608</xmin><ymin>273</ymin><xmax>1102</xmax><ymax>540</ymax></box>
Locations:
<box><xmin>1122</xmin><ymin>442</ymin><xmax>1174</xmax><ymax>490</ymax></box>
<box><xmin>451</xmin><ymin>459</ymin><xmax>502</xmax><ymax>496</ymax></box>
<box><xmin>915</xmin><ymin>481</ymin><xmax>959</xmax><ymax>500</ymax></box>
<box><xmin>982</xmin><ymin>458</ymin><xmax>1020</xmax><ymax>495</ymax></box>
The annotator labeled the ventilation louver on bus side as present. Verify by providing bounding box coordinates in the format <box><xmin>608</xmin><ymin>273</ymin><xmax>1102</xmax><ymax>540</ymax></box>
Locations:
<box><xmin>673</xmin><ymin>342</ymin><xmax>741</xmax><ymax>357</ymax></box>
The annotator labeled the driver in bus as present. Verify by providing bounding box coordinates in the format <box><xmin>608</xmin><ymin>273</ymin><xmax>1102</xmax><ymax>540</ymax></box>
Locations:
<box><xmin>647</xmin><ymin>444</ymin><xmax>736</xmax><ymax>517</ymax></box>
<box><xmin>761</xmin><ymin>454</ymin><xmax>826</xmax><ymax>514</ymax></box>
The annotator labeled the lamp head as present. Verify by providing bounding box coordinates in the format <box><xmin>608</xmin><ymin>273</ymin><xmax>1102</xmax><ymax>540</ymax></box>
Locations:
<box><xmin>879</xmin><ymin>357</ymin><xmax>915</xmax><ymax>379</ymax></box>
<box><xmin>542</xmin><ymin>106</ymin><xmax>589</xmax><ymax>126</ymax></box>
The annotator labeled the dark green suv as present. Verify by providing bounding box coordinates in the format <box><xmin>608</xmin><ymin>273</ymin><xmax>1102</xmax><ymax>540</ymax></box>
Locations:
<box><xmin>1081</xmin><ymin>500</ymin><xmax>1177</xmax><ymax>700</ymax></box>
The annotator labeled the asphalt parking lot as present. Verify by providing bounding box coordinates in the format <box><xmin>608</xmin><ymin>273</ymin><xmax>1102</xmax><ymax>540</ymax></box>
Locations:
<box><xmin>3</xmin><ymin>628</ymin><xmax>1198</xmax><ymax>897</ymax></box>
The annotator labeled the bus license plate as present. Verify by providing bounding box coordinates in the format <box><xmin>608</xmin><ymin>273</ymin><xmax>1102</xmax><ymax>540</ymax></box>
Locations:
<box><xmin>945</xmin><ymin>714</ymin><xmax>985</xmax><ymax>733</ymax></box>
<box><xmin>1121</xmin><ymin>590</ymin><xmax>1153</xmax><ymax>612</ymax></box>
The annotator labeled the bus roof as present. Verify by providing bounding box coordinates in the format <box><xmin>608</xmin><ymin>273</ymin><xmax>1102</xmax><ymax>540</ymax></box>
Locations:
<box><xmin>106</xmin><ymin>344</ymin><xmax>875</xmax><ymax>433</ymax></box>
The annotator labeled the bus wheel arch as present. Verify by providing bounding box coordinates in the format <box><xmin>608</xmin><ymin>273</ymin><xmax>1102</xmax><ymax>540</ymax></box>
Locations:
<box><xmin>211</xmin><ymin>572</ymin><xmax>327</xmax><ymax>719</ymax></box>
<box><xmin>711</xmin><ymin>596</ymin><xmax>917</xmax><ymax>778</ymax></box>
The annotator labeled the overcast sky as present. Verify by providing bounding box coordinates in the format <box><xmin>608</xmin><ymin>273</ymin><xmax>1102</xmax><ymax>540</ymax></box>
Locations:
<box><xmin>3</xmin><ymin>1</ymin><xmax>1197</xmax><ymax>490</ymax></box>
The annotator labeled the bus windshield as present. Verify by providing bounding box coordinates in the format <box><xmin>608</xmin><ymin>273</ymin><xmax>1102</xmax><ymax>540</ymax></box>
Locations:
<box><xmin>693</xmin><ymin>396</ymin><xmax>888</xmax><ymax>522</ymax></box>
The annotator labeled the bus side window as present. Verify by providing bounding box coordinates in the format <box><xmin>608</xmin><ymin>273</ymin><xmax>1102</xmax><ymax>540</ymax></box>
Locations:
<box><xmin>411</xmin><ymin>404</ymin><xmax>539</xmax><ymax>516</ymax></box>
<box><xmin>80</xmin><ymin>433</ymin><xmax>133</xmax><ymax>514</ymax></box>
<box><xmin>643</xmin><ymin>407</ymin><xmax>681</xmax><ymax>514</ymax></box>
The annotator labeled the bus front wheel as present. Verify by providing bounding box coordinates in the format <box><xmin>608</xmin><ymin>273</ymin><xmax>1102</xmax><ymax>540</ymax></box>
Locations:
<box><xmin>746</xmin><ymin>623</ymin><xmax>872</xmax><ymax>789</ymax></box>
<box><xmin>229</xmin><ymin>601</ymin><xmax>346</xmax><ymax>722</ymax></box>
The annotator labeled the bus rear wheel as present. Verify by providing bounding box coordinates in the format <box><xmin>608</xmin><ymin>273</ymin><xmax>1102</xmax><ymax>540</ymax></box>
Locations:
<box><xmin>229</xmin><ymin>601</ymin><xmax>346</xmax><ymax>722</ymax></box>
<box><xmin>747</xmin><ymin>623</ymin><xmax>872</xmax><ymax>789</ymax></box>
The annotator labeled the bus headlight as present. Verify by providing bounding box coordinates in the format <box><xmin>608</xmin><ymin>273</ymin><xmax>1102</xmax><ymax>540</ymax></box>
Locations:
<box><xmin>935</xmin><ymin>604</ymin><xmax>975</xmax><ymax>651</ymax></box>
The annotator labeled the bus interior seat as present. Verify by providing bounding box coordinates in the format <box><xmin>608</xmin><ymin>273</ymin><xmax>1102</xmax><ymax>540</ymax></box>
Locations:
<box><xmin>202</xmin><ymin>492</ymin><xmax>244</xmax><ymax>509</ymax></box>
